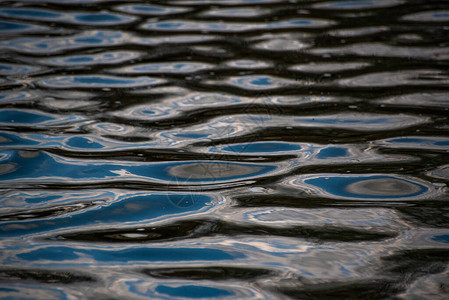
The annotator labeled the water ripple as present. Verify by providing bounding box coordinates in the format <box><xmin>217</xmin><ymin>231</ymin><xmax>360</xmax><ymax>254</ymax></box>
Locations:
<box><xmin>0</xmin><ymin>151</ymin><xmax>279</xmax><ymax>186</ymax></box>
<box><xmin>253</xmin><ymin>38</ymin><xmax>310</xmax><ymax>51</ymax></box>
<box><xmin>38</xmin><ymin>75</ymin><xmax>166</xmax><ymax>89</ymax></box>
<box><xmin>292</xmin><ymin>63</ymin><xmax>371</xmax><ymax>75</ymax></box>
<box><xmin>0</xmin><ymin>20</ymin><xmax>49</xmax><ymax>33</ymax></box>
<box><xmin>224</xmin><ymin>207</ymin><xmax>407</xmax><ymax>230</ymax></box>
<box><xmin>376</xmin><ymin>136</ymin><xmax>449</xmax><ymax>150</ymax></box>
<box><xmin>0</xmin><ymin>8</ymin><xmax>137</xmax><ymax>26</ymax></box>
<box><xmin>310</xmin><ymin>43</ymin><xmax>449</xmax><ymax>60</ymax></box>
<box><xmin>141</xmin><ymin>18</ymin><xmax>334</xmax><ymax>33</ymax></box>
<box><xmin>152</xmin><ymin>113</ymin><xmax>428</xmax><ymax>149</ymax></box>
<box><xmin>39</xmin><ymin>50</ymin><xmax>142</xmax><ymax>67</ymax></box>
<box><xmin>402</xmin><ymin>10</ymin><xmax>449</xmax><ymax>22</ymax></box>
<box><xmin>312</xmin><ymin>0</ymin><xmax>404</xmax><ymax>10</ymax></box>
<box><xmin>114</xmin><ymin>4</ymin><xmax>192</xmax><ymax>16</ymax></box>
<box><xmin>0</xmin><ymin>30</ymin><xmax>129</xmax><ymax>54</ymax></box>
<box><xmin>0</xmin><ymin>192</ymin><xmax>221</xmax><ymax>237</ymax></box>
<box><xmin>98</xmin><ymin>275</ymin><xmax>277</xmax><ymax>299</ymax></box>
<box><xmin>213</xmin><ymin>75</ymin><xmax>299</xmax><ymax>90</ymax></box>
<box><xmin>427</xmin><ymin>164</ymin><xmax>449</xmax><ymax>181</ymax></box>
<box><xmin>0</xmin><ymin>189</ymin><xmax>116</xmax><ymax>214</ymax></box>
<box><xmin>14</xmin><ymin>244</ymin><xmax>243</xmax><ymax>265</ymax></box>
<box><xmin>328</xmin><ymin>26</ymin><xmax>389</xmax><ymax>37</ymax></box>
<box><xmin>0</xmin><ymin>62</ymin><xmax>41</xmax><ymax>76</ymax></box>
<box><xmin>169</xmin><ymin>0</ymin><xmax>287</xmax><ymax>5</ymax></box>
<box><xmin>109</xmin><ymin>62</ymin><xmax>214</xmax><ymax>75</ymax></box>
<box><xmin>200</xmin><ymin>7</ymin><xmax>270</xmax><ymax>18</ymax></box>
<box><xmin>338</xmin><ymin>70</ymin><xmax>449</xmax><ymax>88</ymax></box>
<box><xmin>0</xmin><ymin>284</ymin><xmax>79</xmax><ymax>300</ymax></box>
<box><xmin>222</xmin><ymin>59</ymin><xmax>273</xmax><ymax>69</ymax></box>
<box><xmin>1</xmin><ymin>0</ymin><xmax>448</xmax><ymax>298</ymax></box>
<box><xmin>0</xmin><ymin>109</ymin><xmax>84</xmax><ymax>127</ymax></box>
<box><xmin>0</xmin><ymin>90</ymin><xmax>37</xmax><ymax>104</ymax></box>
<box><xmin>375</xmin><ymin>92</ymin><xmax>449</xmax><ymax>109</ymax></box>
<box><xmin>281</xmin><ymin>174</ymin><xmax>442</xmax><ymax>201</ymax></box>
<box><xmin>291</xmin><ymin>113</ymin><xmax>428</xmax><ymax>131</ymax></box>
<box><xmin>210</xmin><ymin>141</ymin><xmax>303</xmax><ymax>155</ymax></box>
<box><xmin>0</xmin><ymin>131</ymin><xmax>158</xmax><ymax>152</ymax></box>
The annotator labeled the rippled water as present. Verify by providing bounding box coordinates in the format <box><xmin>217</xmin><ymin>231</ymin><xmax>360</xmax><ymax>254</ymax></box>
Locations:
<box><xmin>1</xmin><ymin>0</ymin><xmax>449</xmax><ymax>299</ymax></box>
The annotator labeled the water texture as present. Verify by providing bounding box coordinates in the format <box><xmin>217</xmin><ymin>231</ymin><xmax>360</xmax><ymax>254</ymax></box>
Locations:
<box><xmin>0</xmin><ymin>0</ymin><xmax>448</xmax><ymax>299</ymax></box>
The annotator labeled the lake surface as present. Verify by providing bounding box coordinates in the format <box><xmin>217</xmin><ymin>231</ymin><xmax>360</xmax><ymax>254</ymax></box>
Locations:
<box><xmin>1</xmin><ymin>0</ymin><xmax>449</xmax><ymax>299</ymax></box>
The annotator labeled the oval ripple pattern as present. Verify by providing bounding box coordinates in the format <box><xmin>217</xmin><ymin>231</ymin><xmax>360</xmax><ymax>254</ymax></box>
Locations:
<box><xmin>0</xmin><ymin>0</ymin><xmax>448</xmax><ymax>299</ymax></box>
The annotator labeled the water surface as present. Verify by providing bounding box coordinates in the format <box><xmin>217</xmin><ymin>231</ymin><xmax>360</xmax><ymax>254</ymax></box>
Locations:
<box><xmin>1</xmin><ymin>0</ymin><xmax>449</xmax><ymax>299</ymax></box>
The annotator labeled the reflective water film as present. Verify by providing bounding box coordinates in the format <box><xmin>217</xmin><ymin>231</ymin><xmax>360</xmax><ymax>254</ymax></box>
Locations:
<box><xmin>1</xmin><ymin>0</ymin><xmax>449</xmax><ymax>299</ymax></box>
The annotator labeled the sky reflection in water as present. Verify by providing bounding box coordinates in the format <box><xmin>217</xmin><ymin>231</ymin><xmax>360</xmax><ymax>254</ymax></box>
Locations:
<box><xmin>282</xmin><ymin>174</ymin><xmax>439</xmax><ymax>200</ymax></box>
<box><xmin>0</xmin><ymin>193</ymin><xmax>216</xmax><ymax>237</ymax></box>
<box><xmin>0</xmin><ymin>151</ymin><xmax>277</xmax><ymax>185</ymax></box>
<box><xmin>0</xmin><ymin>0</ymin><xmax>448</xmax><ymax>298</ymax></box>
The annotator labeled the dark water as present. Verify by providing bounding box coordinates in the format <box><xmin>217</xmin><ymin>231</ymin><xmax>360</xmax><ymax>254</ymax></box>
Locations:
<box><xmin>0</xmin><ymin>0</ymin><xmax>449</xmax><ymax>299</ymax></box>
